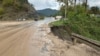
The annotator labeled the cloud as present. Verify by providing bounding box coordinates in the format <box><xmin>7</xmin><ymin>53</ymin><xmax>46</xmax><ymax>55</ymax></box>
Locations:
<box><xmin>28</xmin><ymin>0</ymin><xmax>60</xmax><ymax>10</ymax></box>
<box><xmin>88</xmin><ymin>0</ymin><xmax>100</xmax><ymax>7</ymax></box>
<box><xmin>28</xmin><ymin>0</ymin><xmax>100</xmax><ymax>10</ymax></box>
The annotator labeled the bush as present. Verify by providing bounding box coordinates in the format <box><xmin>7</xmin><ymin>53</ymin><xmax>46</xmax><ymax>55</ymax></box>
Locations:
<box><xmin>14</xmin><ymin>3</ymin><xmax>28</xmax><ymax>11</ymax></box>
<box><xmin>2</xmin><ymin>0</ymin><xmax>14</xmax><ymax>6</ymax></box>
<box><xmin>52</xmin><ymin>5</ymin><xmax>100</xmax><ymax>41</ymax></box>
<box><xmin>0</xmin><ymin>7</ymin><xmax>4</xmax><ymax>15</ymax></box>
<box><xmin>66</xmin><ymin>6</ymin><xmax>100</xmax><ymax>41</ymax></box>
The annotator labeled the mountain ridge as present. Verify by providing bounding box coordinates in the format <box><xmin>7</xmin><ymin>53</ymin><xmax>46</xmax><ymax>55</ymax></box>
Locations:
<box><xmin>37</xmin><ymin>8</ymin><xmax>58</xmax><ymax>16</ymax></box>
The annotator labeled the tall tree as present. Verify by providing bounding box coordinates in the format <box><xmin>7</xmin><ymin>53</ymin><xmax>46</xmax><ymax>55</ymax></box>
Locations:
<box><xmin>74</xmin><ymin>0</ymin><xmax>76</xmax><ymax>6</ymax></box>
<box><xmin>79</xmin><ymin>0</ymin><xmax>81</xmax><ymax>5</ymax></box>
<box><xmin>90</xmin><ymin>6</ymin><xmax>100</xmax><ymax>14</ymax></box>
<box><xmin>57</xmin><ymin>0</ymin><xmax>69</xmax><ymax>18</ymax></box>
<box><xmin>82</xmin><ymin>0</ymin><xmax>88</xmax><ymax>8</ymax></box>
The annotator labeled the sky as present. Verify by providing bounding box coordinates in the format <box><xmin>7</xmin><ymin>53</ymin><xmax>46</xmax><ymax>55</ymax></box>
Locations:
<box><xmin>28</xmin><ymin>0</ymin><xmax>100</xmax><ymax>10</ymax></box>
<box><xmin>28</xmin><ymin>0</ymin><xmax>60</xmax><ymax>10</ymax></box>
<box><xmin>88</xmin><ymin>0</ymin><xmax>100</xmax><ymax>7</ymax></box>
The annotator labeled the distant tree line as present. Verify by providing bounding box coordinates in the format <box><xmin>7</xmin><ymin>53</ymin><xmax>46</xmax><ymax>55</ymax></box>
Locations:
<box><xmin>57</xmin><ymin>0</ymin><xmax>100</xmax><ymax>16</ymax></box>
<box><xmin>89</xmin><ymin>6</ymin><xmax>100</xmax><ymax>14</ymax></box>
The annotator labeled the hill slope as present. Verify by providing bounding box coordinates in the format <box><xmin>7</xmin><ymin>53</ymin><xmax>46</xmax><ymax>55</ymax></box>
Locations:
<box><xmin>0</xmin><ymin>0</ymin><xmax>39</xmax><ymax>20</ymax></box>
<box><xmin>37</xmin><ymin>8</ymin><xmax>58</xmax><ymax>16</ymax></box>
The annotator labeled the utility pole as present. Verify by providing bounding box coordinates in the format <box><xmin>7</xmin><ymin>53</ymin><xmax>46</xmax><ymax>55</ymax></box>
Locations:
<box><xmin>58</xmin><ymin>0</ymin><xmax>68</xmax><ymax>19</ymax></box>
<box><xmin>79</xmin><ymin>0</ymin><xmax>81</xmax><ymax>5</ymax></box>
<box><xmin>63</xmin><ymin>0</ymin><xmax>68</xmax><ymax>19</ymax></box>
<box><xmin>64</xmin><ymin>0</ymin><xmax>67</xmax><ymax>19</ymax></box>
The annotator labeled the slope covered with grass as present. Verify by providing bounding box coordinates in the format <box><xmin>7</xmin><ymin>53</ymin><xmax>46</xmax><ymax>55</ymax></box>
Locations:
<box><xmin>51</xmin><ymin>6</ymin><xmax>100</xmax><ymax>41</ymax></box>
<box><xmin>0</xmin><ymin>0</ymin><xmax>38</xmax><ymax>20</ymax></box>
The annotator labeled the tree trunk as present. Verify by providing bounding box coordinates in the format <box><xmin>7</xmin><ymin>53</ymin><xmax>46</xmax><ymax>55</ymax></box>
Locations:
<box><xmin>74</xmin><ymin>0</ymin><xmax>76</xmax><ymax>6</ymax></box>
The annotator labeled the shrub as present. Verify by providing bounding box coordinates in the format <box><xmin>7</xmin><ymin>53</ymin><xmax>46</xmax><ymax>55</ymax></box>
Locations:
<box><xmin>51</xmin><ymin>5</ymin><xmax>100</xmax><ymax>41</ymax></box>
<box><xmin>66</xmin><ymin>6</ymin><xmax>100</xmax><ymax>41</ymax></box>
<box><xmin>2</xmin><ymin>0</ymin><xmax>14</xmax><ymax>6</ymax></box>
<box><xmin>14</xmin><ymin>3</ymin><xmax>28</xmax><ymax>11</ymax></box>
<box><xmin>0</xmin><ymin>7</ymin><xmax>4</xmax><ymax>15</ymax></box>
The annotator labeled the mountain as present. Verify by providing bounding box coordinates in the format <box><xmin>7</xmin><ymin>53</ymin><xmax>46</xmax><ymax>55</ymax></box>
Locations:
<box><xmin>37</xmin><ymin>8</ymin><xmax>58</xmax><ymax>16</ymax></box>
<box><xmin>0</xmin><ymin>0</ymin><xmax>39</xmax><ymax>20</ymax></box>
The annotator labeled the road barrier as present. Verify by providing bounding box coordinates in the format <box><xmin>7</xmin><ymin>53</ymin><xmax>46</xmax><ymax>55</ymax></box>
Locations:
<box><xmin>50</xmin><ymin>26</ymin><xmax>100</xmax><ymax>51</ymax></box>
<box><xmin>71</xmin><ymin>33</ymin><xmax>100</xmax><ymax>51</ymax></box>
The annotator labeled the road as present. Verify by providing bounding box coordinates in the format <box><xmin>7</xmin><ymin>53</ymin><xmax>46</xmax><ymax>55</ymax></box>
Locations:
<box><xmin>0</xmin><ymin>18</ymin><xmax>100</xmax><ymax>56</ymax></box>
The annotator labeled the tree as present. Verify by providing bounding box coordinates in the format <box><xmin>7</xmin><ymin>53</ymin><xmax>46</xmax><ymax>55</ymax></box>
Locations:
<box><xmin>82</xmin><ymin>0</ymin><xmax>88</xmax><ymax>8</ymax></box>
<box><xmin>90</xmin><ymin>6</ymin><xmax>100</xmax><ymax>14</ymax></box>
<box><xmin>57</xmin><ymin>0</ymin><xmax>69</xmax><ymax>18</ymax></box>
<box><xmin>74</xmin><ymin>0</ymin><xmax>76</xmax><ymax>6</ymax></box>
<box><xmin>79</xmin><ymin>0</ymin><xmax>81</xmax><ymax>5</ymax></box>
<box><xmin>59</xmin><ymin>6</ymin><xmax>65</xmax><ymax>16</ymax></box>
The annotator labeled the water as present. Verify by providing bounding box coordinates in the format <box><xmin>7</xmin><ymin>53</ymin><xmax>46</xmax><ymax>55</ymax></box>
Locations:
<box><xmin>35</xmin><ymin>17</ymin><xmax>55</xmax><ymax>27</ymax></box>
<box><xmin>31</xmin><ymin>17</ymin><xmax>55</xmax><ymax>56</ymax></box>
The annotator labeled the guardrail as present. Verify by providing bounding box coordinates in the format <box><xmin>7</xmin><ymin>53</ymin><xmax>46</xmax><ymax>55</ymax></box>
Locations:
<box><xmin>71</xmin><ymin>33</ymin><xmax>100</xmax><ymax>51</ymax></box>
<box><xmin>50</xmin><ymin>26</ymin><xmax>100</xmax><ymax>51</ymax></box>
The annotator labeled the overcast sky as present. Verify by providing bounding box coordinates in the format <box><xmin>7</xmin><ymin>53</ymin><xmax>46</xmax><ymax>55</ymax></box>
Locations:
<box><xmin>28</xmin><ymin>0</ymin><xmax>100</xmax><ymax>10</ymax></box>
<box><xmin>88</xmin><ymin>0</ymin><xmax>100</xmax><ymax>7</ymax></box>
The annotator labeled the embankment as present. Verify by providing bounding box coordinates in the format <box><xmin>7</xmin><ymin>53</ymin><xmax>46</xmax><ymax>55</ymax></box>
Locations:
<box><xmin>50</xmin><ymin>26</ymin><xmax>73</xmax><ymax>42</ymax></box>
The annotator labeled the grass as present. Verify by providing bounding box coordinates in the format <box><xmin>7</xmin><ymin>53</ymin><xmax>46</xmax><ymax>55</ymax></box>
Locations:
<box><xmin>50</xmin><ymin>20</ymin><xmax>66</xmax><ymax>26</ymax></box>
<box><xmin>0</xmin><ymin>7</ymin><xmax>4</xmax><ymax>15</ymax></box>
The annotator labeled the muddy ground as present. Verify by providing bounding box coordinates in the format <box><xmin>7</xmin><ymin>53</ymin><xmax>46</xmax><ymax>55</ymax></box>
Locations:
<box><xmin>0</xmin><ymin>19</ymin><xmax>100</xmax><ymax>56</ymax></box>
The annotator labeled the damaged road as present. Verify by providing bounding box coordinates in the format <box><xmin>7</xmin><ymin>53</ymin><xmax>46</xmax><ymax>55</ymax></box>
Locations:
<box><xmin>0</xmin><ymin>18</ymin><xmax>100</xmax><ymax>56</ymax></box>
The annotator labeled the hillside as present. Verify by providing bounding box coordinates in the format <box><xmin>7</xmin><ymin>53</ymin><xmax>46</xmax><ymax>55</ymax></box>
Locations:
<box><xmin>0</xmin><ymin>0</ymin><xmax>39</xmax><ymax>21</ymax></box>
<box><xmin>37</xmin><ymin>8</ymin><xmax>58</xmax><ymax>16</ymax></box>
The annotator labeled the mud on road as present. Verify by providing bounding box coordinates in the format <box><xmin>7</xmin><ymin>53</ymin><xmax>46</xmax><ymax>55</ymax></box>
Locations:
<box><xmin>0</xmin><ymin>19</ymin><xmax>100</xmax><ymax>56</ymax></box>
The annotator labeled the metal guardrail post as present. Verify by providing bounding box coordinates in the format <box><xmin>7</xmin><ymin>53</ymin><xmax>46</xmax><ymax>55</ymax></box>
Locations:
<box><xmin>72</xmin><ymin>37</ymin><xmax>77</xmax><ymax>45</ymax></box>
<box><xmin>71</xmin><ymin>33</ymin><xmax>100</xmax><ymax>51</ymax></box>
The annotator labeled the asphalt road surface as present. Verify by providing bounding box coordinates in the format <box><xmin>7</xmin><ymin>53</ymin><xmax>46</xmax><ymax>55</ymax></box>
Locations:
<box><xmin>0</xmin><ymin>18</ymin><xmax>100</xmax><ymax>56</ymax></box>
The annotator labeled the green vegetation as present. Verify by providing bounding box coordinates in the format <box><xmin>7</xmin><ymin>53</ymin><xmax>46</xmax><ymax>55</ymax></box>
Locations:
<box><xmin>51</xmin><ymin>0</ymin><xmax>100</xmax><ymax>41</ymax></box>
<box><xmin>0</xmin><ymin>0</ymin><xmax>37</xmax><ymax>21</ymax></box>
<box><xmin>89</xmin><ymin>6</ymin><xmax>100</xmax><ymax>14</ymax></box>
<box><xmin>2</xmin><ymin>0</ymin><xmax>14</xmax><ymax>6</ymax></box>
<box><xmin>0</xmin><ymin>0</ymin><xmax>29</xmax><ymax>11</ymax></box>
<box><xmin>66</xmin><ymin>6</ymin><xmax>100</xmax><ymax>41</ymax></box>
<box><xmin>0</xmin><ymin>7</ymin><xmax>4</xmax><ymax>15</ymax></box>
<box><xmin>50</xmin><ymin>20</ymin><xmax>66</xmax><ymax>26</ymax></box>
